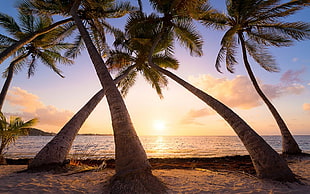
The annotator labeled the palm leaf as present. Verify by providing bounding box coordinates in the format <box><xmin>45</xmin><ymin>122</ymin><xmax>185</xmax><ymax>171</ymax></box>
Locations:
<box><xmin>173</xmin><ymin>17</ymin><xmax>203</xmax><ymax>56</ymax></box>
<box><xmin>255</xmin><ymin>22</ymin><xmax>310</xmax><ymax>41</ymax></box>
<box><xmin>245</xmin><ymin>39</ymin><xmax>279</xmax><ymax>72</ymax></box>
<box><xmin>0</xmin><ymin>13</ymin><xmax>21</xmax><ymax>37</ymax></box>
<box><xmin>152</xmin><ymin>53</ymin><xmax>179</xmax><ymax>69</ymax></box>
<box><xmin>117</xmin><ymin>69</ymin><xmax>138</xmax><ymax>97</ymax></box>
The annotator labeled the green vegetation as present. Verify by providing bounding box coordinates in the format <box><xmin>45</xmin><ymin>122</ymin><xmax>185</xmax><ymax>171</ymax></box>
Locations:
<box><xmin>0</xmin><ymin>112</ymin><xmax>37</xmax><ymax>164</ymax></box>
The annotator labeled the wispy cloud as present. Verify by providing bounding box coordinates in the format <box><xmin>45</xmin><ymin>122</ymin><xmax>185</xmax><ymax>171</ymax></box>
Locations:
<box><xmin>5</xmin><ymin>87</ymin><xmax>73</xmax><ymax>131</ymax></box>
<box><xmin>292</xmin><ymin>57</ymin><xmax>299</xmax><ymax>62</ymax></box>
<box><xmin>280</xmin><ymin>67</ymin><xmax>306</xmax><ymax>84</ymax></box>
<box><xmin>180</xmin><ymin>108</ymin><xmax>215</xmax><ymax>125</ymax></box>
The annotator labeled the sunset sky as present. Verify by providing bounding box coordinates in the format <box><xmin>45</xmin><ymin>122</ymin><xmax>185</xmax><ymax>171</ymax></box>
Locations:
<box><xmin>0</xmin><ymin>1</ymin><xmax>309</xmax><ymax>136</ymax></box>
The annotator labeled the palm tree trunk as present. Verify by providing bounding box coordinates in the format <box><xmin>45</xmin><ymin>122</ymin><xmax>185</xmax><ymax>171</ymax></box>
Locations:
<box><xmin>0</xmin><ymin>141</ymin><xmax>6</xmax><ymax>164</ymax></box>
<box><xmin>28</xmin><ymin>65</ymin><xmax>136</xmax><ymax>170</ymax></box>
<box><xmin>28</xmin><ymin>89</ymin><xmax>105</xmax><ymax>170</ymax></box>
<box><xmin>0</xmin><ymin>63</ymin><xmax>14</xmax><ymax>111</ymax></box>
<box><xmin>70</xmin><ymin>1</ymin><xmax>166</xmax><ymax>193</ymax></box>
<box><xmin>147</xmin><ymin>33</ymin><xmax>295</xmax><ymax>181</ymax></box>
<box><xmin>238</xmin><ymin>32</ymin><xmax>301</xmax><ymax>155</ymax></box>
<box><xmin>0</xmin><ymin>54</ymin><xmax>30</xmax><ymax>111</ymax></box>
<box><xmin>0</xmin><ymin>18</ymin><xmax>72</xmax><ymax>65</ymax></box>
<box><xmin>149</xmin><ymin>61</ymin><xmax>296</xmax><ymax>181</ymax></box>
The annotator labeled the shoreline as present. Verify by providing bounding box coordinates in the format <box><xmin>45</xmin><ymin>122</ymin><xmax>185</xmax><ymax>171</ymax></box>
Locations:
<box><xmin>0</xmin><ymin>154</ymin><xmax>309</xmax><ymax>193</ymax></box>
<box><xmin>4</xmin><ymin>154</ymin><xmax>310</xmax><ymax>174</ymax></box>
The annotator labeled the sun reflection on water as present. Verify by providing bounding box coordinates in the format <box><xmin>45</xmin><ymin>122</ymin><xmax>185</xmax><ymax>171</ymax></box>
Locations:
<box><xmin>153</xmin><ymin>136</ymin><xmax>166</xmax><ymax>154</ymax></box>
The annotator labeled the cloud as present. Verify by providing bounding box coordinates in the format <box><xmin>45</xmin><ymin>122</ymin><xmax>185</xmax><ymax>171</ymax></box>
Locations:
<box><xmin>180</xmin><ymin>108</ymin><xmax>215</xmax><ymax>125</ymax></box>
<box><xmin>7</xmin><ymin>87</ymin><xmax>44</xmax><ymax>112</ymax></box>
<box><xmin>188</xmin><ymin>74</ymin><xmax>305</xmax><ymax>110</ymax></box>
<box><xmin>303</xmin><ymin>103</ymin><xmax>310</xmax><ymax>112</ymax></box>
<box><xmin>181</xmin><ymin>74</ymin><xmax>306</xmax><ymax>125</ymax></box>
<box><xmin>189</xmin><ymin>75</ymin><xmax>265</xmax><ymax>109</ymax></box>
<box><xmin>280</xmin><ymin>68</ymin><xmax>306</xmax><ymax>84</ymax></box>
<box><xmin>5</xmin><ymin>87</ymin><xmax>74</xmax><ymax>131</ymax></box>
<box><xmin>181</xmin><ymin>108</ymin><xmax>215</xmax><ymax>125</ymax></box>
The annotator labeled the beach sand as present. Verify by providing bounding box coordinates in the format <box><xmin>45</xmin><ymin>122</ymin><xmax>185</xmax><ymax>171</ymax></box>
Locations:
<box><xmin>0</xmin><ymin>155</ymin><xmax>309</xmax><ymax>193</ymax></box>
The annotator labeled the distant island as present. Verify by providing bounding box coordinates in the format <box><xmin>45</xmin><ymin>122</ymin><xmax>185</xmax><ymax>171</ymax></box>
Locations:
<box><xmin>25</xmin><ymin>128</ymin><xmax>112</xmax><ymax>136</ymax></box>
<box><xmin>26</xmin><ymin>128</ymin><xmax>56</xmax><ymax>136</ymax></box>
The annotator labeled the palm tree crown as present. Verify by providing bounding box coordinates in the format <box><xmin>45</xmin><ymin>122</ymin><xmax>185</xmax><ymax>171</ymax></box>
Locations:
<box><xmin>211</xmin><ymin>0</ymin><xmax>310</xmax><ymax>73</ymax></box>
<box><xmin>0</xmin><ymin>10</ymin><xmax>74</xmax><ymax>77</ymax></box>
<box><xmin>107</xmin><ymin>12</ymin><xmax>179</xmax><ymax>98</ymax></box>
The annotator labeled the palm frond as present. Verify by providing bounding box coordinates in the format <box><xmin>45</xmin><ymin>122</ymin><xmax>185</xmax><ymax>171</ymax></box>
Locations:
<box><xmin>250</xmin><ymin>0</ymin><xmax>306</xmax><ymax>23</ymax></box>
<box><xmin>199</xmin><ymin>10</ymin><xmax>228</xmax><ymax>30</ymax></box>
<box><xmin>225</xmin><ymin>35</ymin><xmax>238</xmax><ymax>73</ymax></box>
<box><xmin>173</xmin><ymin>18</ymin><xmax>203</xmax><ymax>56</ymax></box>
<box><xmin>215</xmin><ymin>46</ymin><xmax>227</xmax><ymax>73</ymax></box>
<box><xmin>152</xmin><ymin>53</ymin><xmax>179</xmax><ymax>70</ymax></box>
<box><xmin>247</xmin><ymin>30</ymin><xmax>292</xmax><ymax>47</ymax></box>
<box><xmin>0</xmin><ymin>34</ymin><xmax>17</xmax><ymax>47</ymax></box>
<box><xmin>141</xmin><ymin>65</ymin><xmax>168</xmax><ymax>99</ymax></box>
<box><xmin>36</xmin><ymin>50</ymin><xmax>67</xmax><ymax>78</ymax></box>
<box><xmin>0</xmin><ymin>13</ymin><xmax>21</xmax><ymax>37</ymax></box>
<box><xmin>106</xmin><ymin>50</ymin><xmax>134</xmax><ymax>71</ymax></box>
<box><xmin>64</xmin><ymin>34</ymin><xmax>84</xmax><ymax>58</ymax></box>
<box><xmin>245</xmin><ymin>39</ymin><xmax>279</xmax><ymax>72</ymax></box>
<box><xmin>255</xmin><ymin>22</ymin><xmax>310</xmax><ymax>41</ymax></box>
<box><xmin>117</xmin><ymin>69</ymin><xmax>138</xmax><ymax>97</ymax></box>
<box><xmin>215</xmin><ymin>26</ymin><xmax>238</xmax><ymax>73</ymax></box>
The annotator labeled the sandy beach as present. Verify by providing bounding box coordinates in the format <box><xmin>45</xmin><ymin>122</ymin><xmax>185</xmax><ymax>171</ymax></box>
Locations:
<box><xmin>0</xmin><ymin>155</ymin><xmax>309</xmax><ymax>193</ymax></box>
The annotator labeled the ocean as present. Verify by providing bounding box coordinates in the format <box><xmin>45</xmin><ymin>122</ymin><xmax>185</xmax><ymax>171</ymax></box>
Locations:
<box><xmin>5</xmin><ymin>135</ymin><xmax>310</xmax><ymax>159</ymax></box>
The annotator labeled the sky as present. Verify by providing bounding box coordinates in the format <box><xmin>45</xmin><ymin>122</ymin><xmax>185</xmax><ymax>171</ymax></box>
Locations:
<box><xmin>0</xmin><ymin>0</ymin><xmax>309</xmax><ymax>136</ymax></box>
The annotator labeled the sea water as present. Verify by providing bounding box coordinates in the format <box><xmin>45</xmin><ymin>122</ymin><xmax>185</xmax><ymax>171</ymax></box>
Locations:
<box><xmin>5</xmin><ymin>135</ymin><xmax>310</xmax><ymax>159</ymax></box>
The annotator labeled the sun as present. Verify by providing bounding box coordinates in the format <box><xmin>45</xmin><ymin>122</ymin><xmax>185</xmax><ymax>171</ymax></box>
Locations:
<box><xmin>153</xmin><ymin>120</ymin><xmax>166</xmax><ymax>131</ymax></box>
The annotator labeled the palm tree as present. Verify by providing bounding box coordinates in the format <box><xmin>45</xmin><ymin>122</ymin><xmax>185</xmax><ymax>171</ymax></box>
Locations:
<box><xmin>199</xmin><ymin>0</ymin><xmax>310</xmax><ymax>154</ymax></box>
<box><xmin>0</xmin><ymin>3</ymin><xmax>74</xmax><ymax>65</ymax></box>
<box><xmin>28</xmin><ymin>66</ymin><xmax>134</xmax><ymax>170</ymax></box>
<box><xmin>0</xmin><ymin>10</ymin><xmax>74</xmax><ymax>111</ymax></box>
<box><xmin>137</xmin><ymin>0</ymin><xmax>296</xmax><ymax>181</ymax></box>
<box><xmin>28</xmin><ymin>12</ymin><xmax>178</xmax><ymax>170</ymax></box>
<box><xmin>28</xmin><ymin>0</ymin><xmax>167</xmax><ymax>192</ymax></box>
<box><xmin>0</xmin><ymin>112</ymin><xmax>37</xmax><ymax>164</ymax></box>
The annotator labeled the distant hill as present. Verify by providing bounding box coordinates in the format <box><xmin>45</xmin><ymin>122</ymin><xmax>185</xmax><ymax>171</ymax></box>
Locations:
<box><xmin>26</xmin><ymin>128</ymin><xmax>56</xmax><ymax>136</ymax></box>
<box><xmin>24</xmin><ymin>129</ymin><xmax>111</xmax><ymax>136</ymax></box>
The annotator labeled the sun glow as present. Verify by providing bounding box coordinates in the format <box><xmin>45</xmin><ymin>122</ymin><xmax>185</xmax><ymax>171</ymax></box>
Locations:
<box><xmin>153</xmin><ymin>120</ymin><xmax>166</xmax><ymax>131</ymax></box>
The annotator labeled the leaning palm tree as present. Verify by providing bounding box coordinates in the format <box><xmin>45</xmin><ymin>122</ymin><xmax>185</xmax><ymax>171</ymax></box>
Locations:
<box><xmin>134</xmin><ymin>0</ymin><xmax>296</xmax><ymax>181</ymax></box>
<box><xmin>28</xmin><ymin>32</ymin><xmax>177</xmax><ymax>170</ymax></box>
<box><xmin>0</xmin><ymin>1</ymin><xmax>74</xmax><ymax>65</ymax></box>
<box><xmin>0</xmin><ymin>10</ymin><xmax>74</xmax><ymax>111</ymax></box>
<box><xmin>28</xmin><ymin>0</ymin><xmax>167</xmax><ymax>192</ymax></box>
<box><xmin>199</xmin><ymin>0</ymin><xmax>310</xmax><ymax>154</ymax></box>
<box><xmin>0</xmin><ymin>112</ymin><xmax>38</xmax><ymax>164</ymax></box>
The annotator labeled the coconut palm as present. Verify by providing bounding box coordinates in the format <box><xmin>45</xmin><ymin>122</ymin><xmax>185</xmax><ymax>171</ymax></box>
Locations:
<box><xmin>0</xmin><ymin>1</ymin><xmax>74</xmax><ymax>65</ymax></box>
<box><xmin>29</xmin><ymin>10</ymin><xmax>178</xmax><ymax>169</ymax></box>
<box><xmin>28</xmin><ymin>35</ymin><xmax>177</xmax><ymax>170</ymax></box>
<box><xmin>27</xmin><ymin>0</ymin><xmax>167</xmax><ymax>192</ymax></box>
<box><xmin>0</xmin><ymin>10</ymin><xmax>75</xmax><ymax>111</ymax></box>
<box><xmin>28</xmin><ymin>65</ymin><xmax>134</xmax><ymax>169</ymax></box>
<box><xmin>0</xmin><ymin>112</ymin><xmax>38</xmax><ymax>164</ymax></box>
<box><xmin>133</xmin><ymin>0</ymin><xmax>296</xmax><ymax>181</ymax></box>
<box><xmin>199</xmin><ymin>0</ymin><xmax>310</xmax><ymax>154</ymax></box>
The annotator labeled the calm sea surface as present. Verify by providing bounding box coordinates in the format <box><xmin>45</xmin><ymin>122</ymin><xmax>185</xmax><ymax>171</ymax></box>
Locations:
<box><xmin>5</xmin><ymin>135</ymin><xmax>310</xmax><ymax>159</ymax></box>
